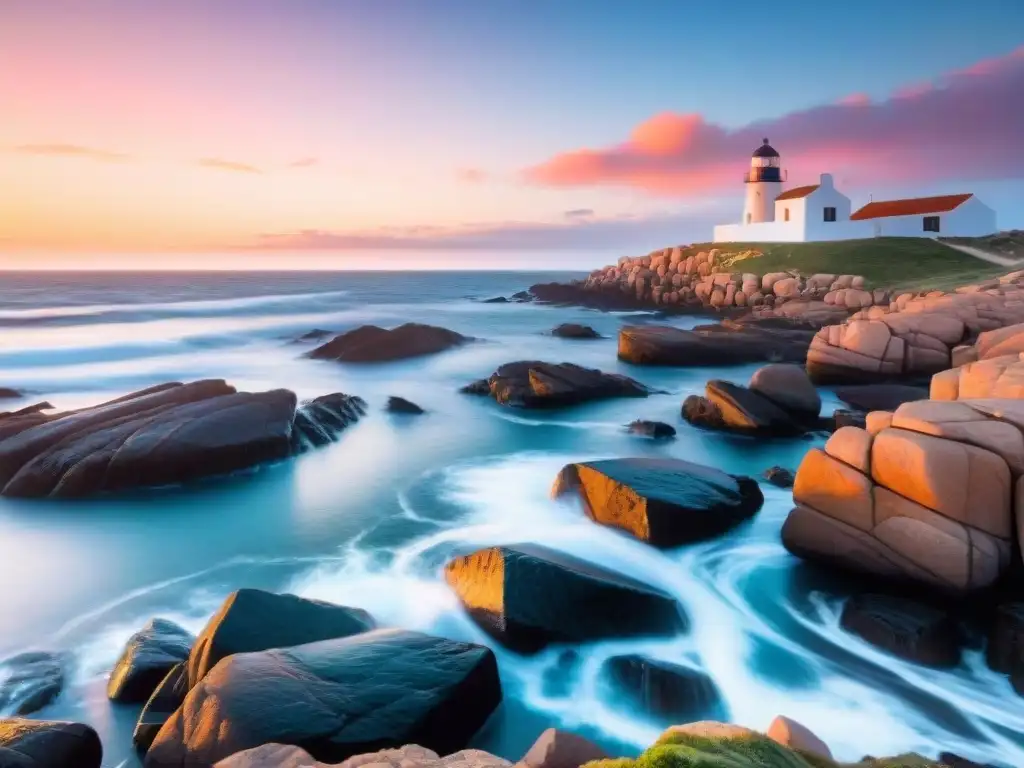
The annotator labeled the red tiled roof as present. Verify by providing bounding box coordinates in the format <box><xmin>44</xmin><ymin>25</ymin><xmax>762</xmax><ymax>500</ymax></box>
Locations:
<box><xmin>850</xmin><ymin>193</ymin><xmax>973</xmax><ymax>221</ymax></box>
<box><xmin>775</xmin><ymin>185</ymin><xmax>819</xmax><ymax>201</ymax></box>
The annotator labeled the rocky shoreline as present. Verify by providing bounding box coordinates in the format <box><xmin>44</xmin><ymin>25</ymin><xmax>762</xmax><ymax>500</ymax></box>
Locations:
<box><xmin>3</xmin><ymin>274</ymin><xmax>1024</xmax><ymax>766</ymax></box>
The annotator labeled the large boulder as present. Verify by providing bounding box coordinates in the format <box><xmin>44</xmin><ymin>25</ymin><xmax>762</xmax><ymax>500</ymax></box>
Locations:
<box><xmin>748</xmin><ymin>364</ymin><xmax>821</xmax><ymax>417</ymax></box>
<box><xmin>930</xmin><ymin>354</ymin><xmax>1024</xmax><ymax>401</ymax></box>
<box><xmin>443</xmin><ymin>544</ymin><xmax>685</xmax><ymax>652</ymax></box>
<box><xmin>840</xmin><ymin>593</ymin><xmax>962</xmax><ymax>667</ymax></box>
<box><xmin>0</xmin><ymin>719</ymin><xmax>102</xmax><ymax>768</ymax></box>
<box><xmin>308</xmin><ymin>324</ymin><xmax>469</xmax><ymax>363</ymax></box>
<box><xmin>215</xmin><ymin>744</ymin><xmax>511</xmax><ymax>768</ymax></box>
<box><xmin>553</xmin><ymin>458</ymin><xmax>762</xmax><ymax>547</ymax></box>
<box><xmin>145</xmin><ymin>629</ymin><xmax>502</xmax><ymax>767</ymax></box>
<box><xmin>134</xmin><ymin>662</ymin><xmax>188</xmax><ymax>753</ymax></box>
<box><xmin>782</xmin><ymin>400</ymin><xmax>1020</xmax><ymax>593</ymax></box>
<box><xmin>0</xmin><ymin>652</ymin><xmax>63</xmax><ymax>716</ymax></box>
<box><xmin>618</xmin><ymin>323</ymin><xmax>814</xmax><ymax>366</ymax></box>
<box><xmin>0</xmin><ymin>381</ymin><xmax>364</xmax><ymax>498</ymax></box>
<box><xmin>696</xmin><ymin>380</ymin><xmax>805</xmax><ymax>436</ymax></box>
<box><xmin>602</xmin><ymin>655</ymin><xmax>723</xmax><ymax>722</ymax></box>
<box><xmin>187</xmin><ymin>589</ymin><xmax>375</xmax><ymax>689</ymax></box>
<box><xmin>291</xmin><ymin>393</ymin><xmax>366</xmax><ymax>450</ymax></box>
<box><xmin>107</xmin><ymin>618</ymin><xmax>193</xmax><ymax>703</ymax></box>
<box><xmin>465</xmin><ymin>362</ymin><xmax>650</xmax><ymax>408</ymax></box>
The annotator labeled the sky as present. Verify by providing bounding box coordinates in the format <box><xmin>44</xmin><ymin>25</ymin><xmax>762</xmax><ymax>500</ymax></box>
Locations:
<box><xmin>1</xmin><ymin>0</ymin><xmax>1022</xmax><ymax>269</ymax></box>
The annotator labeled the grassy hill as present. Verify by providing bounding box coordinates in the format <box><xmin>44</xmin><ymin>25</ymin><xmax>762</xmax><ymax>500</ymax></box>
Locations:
<box><xmin>681</xmin><ymin>237</ymin><xmax>1008</xmax><ymax>292</ymax></box>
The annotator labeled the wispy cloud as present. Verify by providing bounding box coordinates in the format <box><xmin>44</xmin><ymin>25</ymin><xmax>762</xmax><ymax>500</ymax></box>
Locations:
<box><xmin>197</xmin><ymin>157</ymin><xmax>261</xmax><ymax>174</ymax></box>
<box><xmin>524</xmin><ymin>45</ymin><xmax>1024</xmax><ymax>197</ymax></box>
<box><xmin>456</xmin><ymin>167</ymin><xmax>488</xmax><ymax>183</ymax></box>
<box><xmin>563</xmin><ymin>208</ymin><xmax>595</xmax><ymax>220</ymax></box>
<box><xmin>290</xmin><ymin>157</ymin><xmax>318</xmax><ymax>168</ymax></box>
<box><xmin>14</xmin><ymin>143</ymin><xmax>130</xmax><ymax>163</ymax></box>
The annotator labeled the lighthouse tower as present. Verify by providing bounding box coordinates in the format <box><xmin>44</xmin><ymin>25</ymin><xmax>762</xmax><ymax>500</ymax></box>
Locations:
<box><xmin>742</xmin><ymin>138</ymin><xmax>785</xmax><ymax>224</ymax></box>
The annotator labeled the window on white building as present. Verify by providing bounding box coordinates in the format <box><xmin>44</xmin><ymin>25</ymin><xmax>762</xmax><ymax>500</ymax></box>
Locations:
<box><xmin>784</xmin><ymin>208</ymin><xmax>790</xmax><ymax>222</ymax></box>
<box><xmin>823</xmin><ymin>207</ymin><xmax>836</xmax><ymax>222</ymax></box>
<box><xmin>746</xmin><ymin>213</ymin><xmax>751</xmax><ymax>224</ymax></box>
<box><xmin>923</xmin><ymin>216</ymin><xmax>940</xmax><ymax>232</ymax></box>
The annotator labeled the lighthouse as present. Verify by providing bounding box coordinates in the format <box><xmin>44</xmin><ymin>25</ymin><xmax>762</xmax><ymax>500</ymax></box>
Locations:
<box><xmin>742</xmin><ymin>138</ymin><xmax>785</xmax><ymax>224</ymax></box>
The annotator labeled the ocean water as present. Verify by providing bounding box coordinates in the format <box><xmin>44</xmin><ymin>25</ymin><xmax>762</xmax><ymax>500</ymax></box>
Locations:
<box><xmin>0</xmin><ymin>270</ymin><xmax>1019</xmax><ymax>768</ymax></box>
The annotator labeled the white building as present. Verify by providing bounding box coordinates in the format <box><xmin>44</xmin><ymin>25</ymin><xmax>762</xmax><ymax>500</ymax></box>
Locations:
<box><xmin>713</xmin><ymin>139</ymin><xmax>997</xmax><ymax>243</ymax></box>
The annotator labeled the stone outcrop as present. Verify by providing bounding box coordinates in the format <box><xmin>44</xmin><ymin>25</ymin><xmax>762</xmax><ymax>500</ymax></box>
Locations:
<box><xmin>0</xmin><ymin>651</ymin><xmax>64</xmax><ymax>716</ymax></box>
<box><xmin>386</xmin><ymin>396</ymin><xmax>426</xmax><ymax>414</ymax></box>
<box><xmin>782</xmin><ymin>399</ymin><xmax>1023</xmax><ymax>593</ymax></box>
<box><xmin>443</xmin><ymin>544</ymin><xmax>685</xmax><ymax>652</ymax></box>
<box><xmin>309</xmin><ymin>323</ymin><xmax>469</xmax><ymax>363</ymax></box>
<box><xmin>461</xmin><ymin>361</ymin><xmax>650</xmax><ymax>408</ymax></box>
<box><xmin>107</xmin><ymin>618</ymin><xmax>193</xmax><ymax>703</ymax></box>
<box><xmin>618</xmin><ymin>322</ymin><xmax>816</xmax><ymax>366</ymax></box>
<box><xmin>931</xmin><ymin>353</ymin><xmax>1024</xmax><ymax>400</ymax></box>
<box><xmin>552</xmin><ymin>458</ymin><xmax>763</xmax><ymax>547</ymax></box>
<box><xmin>0</xmin><ymin>381</ymin><xmax>365</xmax><ymax>498</ymax></box>
<box><xmin>145</xmin><ymin>629</ymin><xmax>502</xmax><ymax>768</ymax></box>
<box><xmin>0</xmin><ymin>718</ymin><xmax>103</xmax><ymax>768</ymax></box>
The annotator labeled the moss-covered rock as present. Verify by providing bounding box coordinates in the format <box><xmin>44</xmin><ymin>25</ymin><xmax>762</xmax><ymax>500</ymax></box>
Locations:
<box><xmin>582</xmin><ymin>729</ymin><xmax>944</xmax><ymax>768</ymax></box>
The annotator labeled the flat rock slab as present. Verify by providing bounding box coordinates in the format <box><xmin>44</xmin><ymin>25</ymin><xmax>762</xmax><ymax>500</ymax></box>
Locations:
<box><xmin>0</xmin><ymin>381</ymin><xmax>364</xmax><ymax>498</ymax></box>
<box><xmin>618</xmin><ymin>324</ymin><xmax>814</xmax><ymax>366</ymax></box>
<box><xmin>466</xmin><ymin>361</ymin><xmax>650</xmax><ymax>409</ymax></box>
<box><xmin>444</xmin><ymin>543</ymin><xmax>686</xmax><ymax>652</ymax></box>
<box><xmin>0</xmin><ymin>719</ymin><xmax>102</xmax><ymax>768</ymax></box>
<box><xmin>552</xmin><ymin>458</ymin><xmax>763</xmax><ymax>547</ymax></box>
<box><xmin>840</xmin><ymin>593</ymin><xmax>962</xmax><ymax>668</ymax></box>
<box><xmin>145</xmin><ymin>629</ymin><xmax>502</xmax><ymax>767</ymax></box>
<box><xmin>309</xmin><ymin>324</ymin><xmax>469</xmax><ymax>363</ymax></box>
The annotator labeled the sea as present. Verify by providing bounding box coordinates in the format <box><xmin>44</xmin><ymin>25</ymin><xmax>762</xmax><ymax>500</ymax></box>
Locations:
<box><xmin>0</xmin><ymin>270</ymin><xmax>1019</xmax><ymax>768</ymax></box>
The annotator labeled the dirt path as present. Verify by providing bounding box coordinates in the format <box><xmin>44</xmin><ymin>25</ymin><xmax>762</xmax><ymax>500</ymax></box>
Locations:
<box><xmin>937</xmin><ymin>239</ymin><xmax>1024</xmax><ymax>267</ymax></box>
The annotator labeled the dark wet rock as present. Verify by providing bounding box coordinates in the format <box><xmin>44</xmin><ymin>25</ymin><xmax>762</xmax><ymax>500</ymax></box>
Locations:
<box><xmin>444</xmin><ymin>544</ymin><xmax>686</xmax><ymax>653</ymax></box>
<box><xmin>308</xmin><ymin>323</ymin><xmax>469</xmax><ymax>363</ymax></box>
<box><xmin>0</xmin><ymin>389</ymin><xmax>21</xmax><ymax>399</ymax></box>
<box><xmin>0</xmin><ymin>381</ymin><xmax>364</xmax><ymax>498</ymax></box>
<box><xmin>0</xmin><ymin>718</ymin><xmax>102</xmax><ymax>768</ymax></box>
<box><xmin>187</xmin><ymin>588</ymin><xmax>375</xmax><ymax>689</ymax></box>
<box><xmin>465</xmin><ymin>361</ymin><xmax>650</xmax><ymax>409</ymax></box>
<box><xmin>986</xmin><ymin>602</ymin><xmax>1024</xmax><ymax>677</ymax></box>
<box><xmin>938</xmin><ymin>751</ymin><xmax>998</xmax><ymax>768</ymax></box>
<box><xmin>626</xmin><ymin>420</ymin><xmax>676</xmax><ymax>439</ymax></box>
<box><xmin>618</xmin><ymin>323</ymin><xmax>814</xmax><ymax>366</ymax></box>
<box><xmin>511</xmin><ymin>291</ymin><xmax>533</xmax><ymax>302</ymax></box>
<box><xmin>107</xmin><ymin>618</ymin><xmax>194</xmax><ymax>703</ymax></box>
<box><xmin>293</xmin><ymin>328</ymin><xmax>334</xmax><ymax>342</ymax></box>
<box><xmin>833</xmin><ymin>384</ymin><xmax>929</xmax><ymax>412</ymax></box>
<box><xmin>527</xmin><ymin>282</ymin><xmax>638</xmax><ymax>310</ymax></box>
<box><xmin>552</xmin><ymin>458</ymin><xmax>763</xmax><ymax>547</ymax></box>
<box><xmin>603</xmin><ymin>655</ymin><xmax>723</xmax><ymax>722</ymax></box>
<box><xmin>763</xmin><ymin>466</ymin><xmax>796</xmax><ymax>488</ymax></box>
<box><xmin>145</xmin><ymin>629</ymin><xmax>502</xmax><ymax>767</ymax></box>
<box><xmin>521</xmin><ymin>728</ymin><xmax>609</xmax><ymax>768</ymax></box>
<box><xmin>386</xmin><ymin>396</ymin><xmax>425</xmax><ymax>415</ymax></box>
<box><xmin>681</xmin><ymin>394</ymin><xmax>725</xmax><ymax>430</ymax></box>
<box><xmin>840</xmin><ymin>593</ymin><xmax>962</xmax><ymax>668</ymax></box>
<box><xmin>0</xmin><ymin>402</ymin><xmax>53</xmax><ymax>419</ymax></box>
<box><xmin>700</xmin><ymin>380</ymin><xmax>804</xmax><ymax>436</ymax></box>
<box><xmin>482</xmin><ymin>296</ymin><xmax>508</xmax><ymax>304</ymax></box>
<box><xmin>832</xmin><ymin>408</ymin><xmax>867</xmax><ymax>431</ymax></box>
<box><xmin>551</xmin><ymin>323</ymin><xmax>602</xmax><ymax>340</ymax></box>
<box><xmin>749</xmin><ymin>363</ymin><xmax>821</xmax><ymax>417</ymax></box>
<box><xmin>0</xmin><ymin>652</ymin><xmax>64</xmax><ymax>715</ymax></box>
<box><xmin>133</xmin><ymin>662</ymin><xmax>187</xmax><ymax>754</ymax></box>
<box><xmin>291</xmin><ymin>393</ymin><xmax>366</xmax><ymax>450</ymax></box>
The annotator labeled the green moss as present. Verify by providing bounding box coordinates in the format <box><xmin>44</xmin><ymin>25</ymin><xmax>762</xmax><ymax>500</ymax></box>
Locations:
<box><xmin>582</xmin><ymin>732</ymin><xmax>947</xmax><ymax>768</ymax></box>
<box><xmin>674</xmin><ymin>239</ymin><xmax>1005</xmax><ymax>292</ymax></box>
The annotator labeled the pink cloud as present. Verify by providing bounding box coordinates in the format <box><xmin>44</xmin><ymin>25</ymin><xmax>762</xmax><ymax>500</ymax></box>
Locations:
<box><xmin>14</xmin><ymin>143</ymin><xmax>130</xmax><ymax>163</ymax></box>
<box><xmin>198</xmin><ymin>157</ymin><xmax>261</xmax><ymax>174</ymax></box>
<box><xmin>524</xmin><ymin>45</ymin><xmax>1024</xmax><ymax>197</ymax></box>
<box><xmin>456</xmin><ymin>167</ymin><xmax>488</xmax><ymax>183</ymax></box>
<box><xmin>836</xmin><ymin>93</ymin><xmax>871</xmax><ymax>107</ymax></box>
<box><xmin>290</xmin><ymin>157</ymin><xmax>318</xmax><ymax>168</ymax></box>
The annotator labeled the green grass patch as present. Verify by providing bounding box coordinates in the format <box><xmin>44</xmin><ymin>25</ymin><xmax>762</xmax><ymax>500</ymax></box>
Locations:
<box><xmin>678</xmin><ymin>238</ymin><xmax>1007</xmax><ymax>292</ymax></box>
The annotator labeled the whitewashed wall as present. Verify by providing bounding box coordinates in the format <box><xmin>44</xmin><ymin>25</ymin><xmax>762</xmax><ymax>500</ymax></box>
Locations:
<box><xmin>866</xmin><ymin>196</ymin><xmax>997</xmax><ymax>238</ymax></box>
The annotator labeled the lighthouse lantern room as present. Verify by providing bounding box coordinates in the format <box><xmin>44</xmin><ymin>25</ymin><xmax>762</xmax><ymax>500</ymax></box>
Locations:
<box><xmin>743</xmin><ymin>138</ymin><xmax>785</xmax><ymax>224</ymax></box>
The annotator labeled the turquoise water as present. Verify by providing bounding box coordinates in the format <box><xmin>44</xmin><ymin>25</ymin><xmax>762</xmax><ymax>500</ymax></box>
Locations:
<box><xmin>0</xmin><ymin>271</ymin><xmax>1018</xmax><ymax>767</ymax></box>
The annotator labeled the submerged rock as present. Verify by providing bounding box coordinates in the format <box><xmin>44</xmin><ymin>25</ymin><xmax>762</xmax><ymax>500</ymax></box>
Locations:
<box><xmin>0</xmin><ymin>651</ymin><xmax>64</xmax><ymax>715</ymax></box>
<box><xmin>987</xmin><ymin>602</ymin><xmax>1024</xmax><ymax>688</ymax></box>
<box><xmin>603</xmin><ymin>655</ymin><xmax>723</xmax><ymax>722</ymax></box>
<box><xmin>762</xmin><ymin>466</ymin><xmax>796</xmax><ymax>488</ymax></box>
<box><xmin>617</xmin><ymin>323</ymin><xmax>814</xmax><ymax>366</ymax></box>
<box><xmin>293</xmin><ymin>328</ymin><xmax>334</xmax><ymax>343</ymax></box>
<box><xmin>107</xmin><ymin>618</ymin><xmax>193</xmax><ymax>703</ymax></box>
<box><xmin>145</xmin><ymin>629</ymin><xmax>502</xmax><ymax>767</ymax></box>
<box><xmin>552</xmin><ymin>458</ymin><xmax>763</xmax><ymax>547</ymax></box>
<box><xmin>444</xmin><ymin>544</ymin><xmax>686</xmax><ymax>652</ymax></box>
<box><xmin>467</xmin><ymin>361</ymin><xmax>650</xmax><ymax>408</ymax></box>
<box><xmin>309</xmin><ymin>323</ymin><xmax>469</xmax><ymax>363</ymax></box>
<box><xmin>0</xmin><ymin>381</ymin><xmax>364</xmax><ymax>498</ymax></box>
<box><xmin>550</xmin><ymin>323</ymin><xmax>602</xmax><ymax>339</ymax></box>
<box><xmin>626</xmin><ymin>420</ymin><xmax>676</xmax><ymax>439</ymax></box>
<box><xmin>0</xmin><ymin>718</ymin><xmax>102</xmax><ymax>768</ymax></box>
<box><xmin>0</xmin><ymin>388</ymin><xmax>21</xmax><ymax>399</ymax></box>
<box><xmin>386</xmin><ymin>396</ymin><xmax>426</xmax><ymax>414</ymax></box>
<box><xmin>187</xmin><ymin>588</ymin><xmax>375</xmax><ymax>689</ymax></box>
<box><xmin>482</xmin><ymin>296</ymin><xmax>509</xmax><ymax>304</ymax></box>
<box><xmin>840</xmin><ymin>593</ymin><xmax>962</xmax><ymax>667</ymax></box>
<box><xmin>833</xmin><ymin>384</ymin><xmax>929</xmax><ymax>412</ymax></box>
